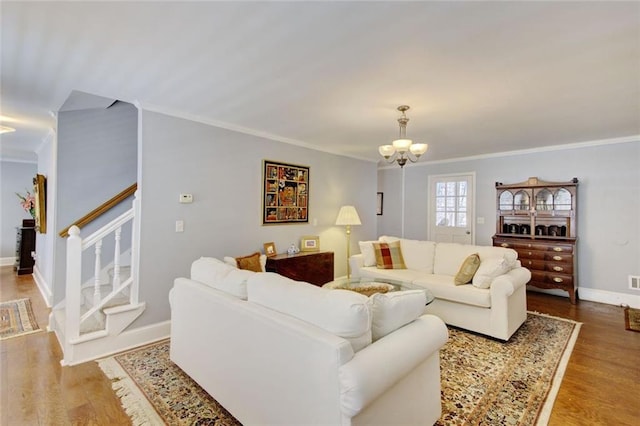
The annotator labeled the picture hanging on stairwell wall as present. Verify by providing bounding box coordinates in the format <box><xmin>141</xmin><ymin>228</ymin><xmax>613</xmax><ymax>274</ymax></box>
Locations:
<box><xmin>33</xmin><ymin>174</ymin><xmax>47</xmax><ymax>233</ymax></box>
<box><xmin>262</xmin><ymin>160</ymin><xmax>309</xmax><ymax>225</ymax></box>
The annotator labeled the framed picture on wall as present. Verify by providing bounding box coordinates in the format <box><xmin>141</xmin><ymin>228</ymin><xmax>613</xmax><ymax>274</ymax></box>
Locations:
<box><xmin>377</xmin><ymin>192</ymin><xmax>383</xmax><ymax>216</ymax></box>
<box><xmin>262</xmin><ymin>160</ymin><xmax>309</xmax><ymax>225</ymax></box>
<box><xmin>33</xmin><ymin>174</ymin><xmax>47</xmax><ymax>233</ymax></box>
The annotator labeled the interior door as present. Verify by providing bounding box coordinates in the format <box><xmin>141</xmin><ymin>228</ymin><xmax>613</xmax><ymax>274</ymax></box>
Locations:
<box><xmin>429</xmin><ymin>174</ymin><xmax>474</xmax><ymax>244</ymax></box>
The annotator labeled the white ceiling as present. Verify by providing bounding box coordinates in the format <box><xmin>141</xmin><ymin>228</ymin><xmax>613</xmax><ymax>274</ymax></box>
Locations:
<box><xmin>1</xmin><ymin>1</ymin><xmax>639</xmax><ymax>164</ymax></box>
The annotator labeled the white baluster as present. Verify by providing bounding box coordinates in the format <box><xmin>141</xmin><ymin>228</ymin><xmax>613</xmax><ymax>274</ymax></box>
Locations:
<box><xmin>93</xmin><ymin>239</ymin><xmax>103</xmax><ymax>307</ymax></box>
<box><xmin>112</xmin><ymin>227</ymin><xmax>122</xmax><ymax>292</ymax></box>
<box><xmin>65</xmin><ymin>226</ymin><xmax>82</xmax><ymax>342</ymax></box>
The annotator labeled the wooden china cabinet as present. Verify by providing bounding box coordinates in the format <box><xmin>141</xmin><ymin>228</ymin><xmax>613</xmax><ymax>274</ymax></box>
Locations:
<box><xmin>492</xmin><ymin>177</ymin><xmax>578</xmax><ymax>303</ymax></box>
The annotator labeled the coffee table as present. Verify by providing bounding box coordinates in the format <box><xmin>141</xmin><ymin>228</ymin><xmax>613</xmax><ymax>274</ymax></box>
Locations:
<box><xmin>323</xmin><ymin>277</ymin><xmax>434</xmax><ymax>305</ymax></box>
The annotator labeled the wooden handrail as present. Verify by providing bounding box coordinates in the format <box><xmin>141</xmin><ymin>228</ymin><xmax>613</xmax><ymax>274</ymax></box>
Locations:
<box><xmin>59</xmin><ymin>183</ymin><xmax>137</xmax><ymax>237</ymax></box>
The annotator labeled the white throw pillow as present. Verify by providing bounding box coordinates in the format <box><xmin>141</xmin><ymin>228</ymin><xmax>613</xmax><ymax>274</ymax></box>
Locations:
<box><xmin>472</xmin><ymin>257</ymin><xmax>512</xmax><ymax>289</ymax></box>
<box><xmin>358</xmin><ymin>241</ymin><xmax>378</xmax><ymax>267</ymax></box>
<box><xmin>369</xmin><ymin>290</ymin><xmax>426</xmax><ymax>341</ymax></box>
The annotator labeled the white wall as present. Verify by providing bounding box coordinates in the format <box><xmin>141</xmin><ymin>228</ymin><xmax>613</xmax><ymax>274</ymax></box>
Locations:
<box><xmin>133</xmin><ymin>110</ymin><xmax>378</xmax><ymax>327</ymax></box>
<box><xmin>378</xmin><ymin>139</ymin><xmax>640</xmax><ymax>303</ymax></box>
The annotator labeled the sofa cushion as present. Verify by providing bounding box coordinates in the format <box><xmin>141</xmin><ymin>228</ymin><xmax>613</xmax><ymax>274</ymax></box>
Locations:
<box><xmin>472</xmin><ymin>257</ymin><xmax>512</xmax><ymax>289</ymax></box>
<box><xmin>433</xmin><ymin>243</ymin><xmax>480</xmax><ymax>276</ymax></box>
<box><xmin>358</xmin><ymin>241</ymin><xmax>379</xmax><ymax>267</ymax></box>
<box><xmin>398</xmin><ymin>239</ymin><xmax>436</xmax><ymax>273</ymax></box>
<box><xmin>369</xmin><ymin>290</ymin><xmax>426</xmax><ymax>341</ymax></box>
<box><xmin>247</xmin><ymin>273</ymin><xmax>372</xmax><ymax>352</ymax></box>
<box><xmin>373</xmin><ymin>241</ymin><xmax>406</xmax><ymax>269</ymax></box>
<box><xmin>191</xmin><ymin>257</ymin><xmax>250</xmax><ymax>299</ymax></box>
<box><xmin>412</xmin><ymin>275</ymin><xmax>492</xmax><ymax>308</ymax></box>
<box><xmin>454</xmin><ymin>253</ymin><xmax>481</xmax><ymax>285</ymax></box>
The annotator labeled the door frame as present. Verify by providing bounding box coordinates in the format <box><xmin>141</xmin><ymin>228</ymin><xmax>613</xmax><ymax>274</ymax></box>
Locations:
<box><xmin>427</xmin><ymin>172</ymin><xmax>476</xmax><ymax>244</ymax></box>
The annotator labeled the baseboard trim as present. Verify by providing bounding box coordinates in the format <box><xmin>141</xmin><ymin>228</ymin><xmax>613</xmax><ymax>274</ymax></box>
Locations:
<box><xmin>0</xmin><ymin>257</ymin><xmax>16</xmax><ymax>267</ymax></box>
<box><xmin>578</xmin><ymin>287</ymin><xmax>640</xmax><ymax>309</ymax></box>
<box><xmin>529</xmin><ymin>286</ymin><xmax>640</xmax><ymax>309</ymax></box>
<box><xmin>33</xmin><ymin>265</ymin><xmax>53</xmax><ymax>307</ymax></box>
<box><xmin>62</xmin><ymin>320</ymin><xmax>171</xmax><ymax>366</ymax></box>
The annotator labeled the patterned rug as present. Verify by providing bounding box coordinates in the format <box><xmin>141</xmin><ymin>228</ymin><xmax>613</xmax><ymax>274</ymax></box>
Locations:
<box><xmin>98</xmin><ymin>312</ymin><xmax>580</xmax><ymax>426</ymax></box>
<box><xmin>0</xmin><ymin>298</ymin><xmax>41</xmax><ymax>340</ymax></box>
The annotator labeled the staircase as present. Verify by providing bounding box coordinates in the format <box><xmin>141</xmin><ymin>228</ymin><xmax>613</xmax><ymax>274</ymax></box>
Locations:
<box><xmin>50</xmin><ymin>188</ymin><xmax>146</xmax><ymax>366</ymax></box>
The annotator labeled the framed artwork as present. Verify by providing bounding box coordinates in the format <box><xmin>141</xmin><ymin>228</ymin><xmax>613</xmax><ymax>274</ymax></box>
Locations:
<box><xmin>262</xmin><ymin>160</ymin><xmax>309</xmax><ymax>225</ymax></box>
<box><xmin>377</xmin><ymin>192</ymin><xmax>384</xmax><ymax>216</ymax></box>
<box><xmin>264</xmin><ymin>242</ymin><xmax>277</xmax><ymax>257</ymax></box>
<box><xmin>33</xmin><ymin>174</ymin><xmax>47</xmax><ymax>233</ymax></box>
<box><xmin>300</xmin><ymin>235</ymin><xmax>319</xmax><ymax>252</ymax></box>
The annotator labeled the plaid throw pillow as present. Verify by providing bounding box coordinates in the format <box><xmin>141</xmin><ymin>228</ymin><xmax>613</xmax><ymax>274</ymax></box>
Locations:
<box><xmin>373</xmin><ymin>241</ymin><xmax>406</xmax><ymax>269</ymax></box>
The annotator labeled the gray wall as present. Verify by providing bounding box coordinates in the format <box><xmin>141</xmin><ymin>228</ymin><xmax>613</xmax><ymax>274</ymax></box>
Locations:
<box><xmin>0</xmin><ymin>160</ymin><xmax>37</xmax><ymax>258</ymax></box>
<box><xmin>53</xmin><ymin>101</ymin><xmax>138</xmax><ymax>304</ymax></box>
<box><xmin>34</xmin><ymin>135</ymin><xmax>55</xmax><ymax>303</ymax></box>
<box><xmin>134</xmin><ymin>110</ymin><xmax>377</xmax><ymax>327</ymax></box>
<box><xmin>378</xmin><ymin>140</ymin><xmax>640</xmax><ymax>299</ymax></box>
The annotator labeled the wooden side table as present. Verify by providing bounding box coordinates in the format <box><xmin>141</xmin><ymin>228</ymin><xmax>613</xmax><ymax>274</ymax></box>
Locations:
<box><xmin>265</xmin><ymin>251</ymin><xmax>334</xmax><ymax>286</ymax></box>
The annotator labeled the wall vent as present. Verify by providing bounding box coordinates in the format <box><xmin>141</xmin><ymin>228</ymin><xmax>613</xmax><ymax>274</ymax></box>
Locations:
<box><xmin>629</xmin><ymin>275</ymin><xmax>640</xmax><ymax>291</ymax></box>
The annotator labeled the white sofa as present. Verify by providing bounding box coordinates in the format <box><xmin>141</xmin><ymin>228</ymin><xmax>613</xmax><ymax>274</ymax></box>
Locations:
<box><xmin>170</xmin><ymin>257</ymin><xmax>449</xmax><ymax>426</ymax></box>
<box><xmin>350</xmin><ymin>236</ymin><xmax>531</xmax><ymax>341</ymax></box>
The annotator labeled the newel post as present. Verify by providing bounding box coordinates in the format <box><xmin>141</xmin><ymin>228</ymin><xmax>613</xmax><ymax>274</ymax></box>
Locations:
<box><xmin>65</xmin><ymin>225</ymin><xmax>82</xmax><ymax>341</ymax></box>
<box><xmin>130</xmin><ymin>189</ymin><xmax>141</xmax><ymax>305</ymax></box>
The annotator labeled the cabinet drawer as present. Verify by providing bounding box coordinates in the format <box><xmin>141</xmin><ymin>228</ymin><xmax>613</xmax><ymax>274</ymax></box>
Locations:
<box><xmin>526</xmin><ymin>261</ymin><xmax>573</xmax><ymax>274</ymax></box>
<box><xmin>514</xmin><ymin>242</ymin><xmax>573</xmax><ymax>253</ymax></box>
<box><xmin>530</xmin><ymin>270</ymin><xmax>574</xmax><ymax>287</ymax></box>
<box><xmin>515</xmin><ymin>249</ymin><xmax>545</xmax><ymax>260</ymax></box>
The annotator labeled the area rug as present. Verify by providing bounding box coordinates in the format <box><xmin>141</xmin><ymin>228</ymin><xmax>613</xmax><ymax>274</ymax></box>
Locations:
<box><xmin>0</xmin><ymin>298</ymin><xmax>41</xmax><ymax>340</ymax></box>
<box><xmin>624</xmin><ymin>306</ymin><xmax>640</xmax><ymax>332</ymax></box>
<box><xmin>98</xmin><ymin>312</ymin><xmax>580</xmax><ymax>426</ymax></box>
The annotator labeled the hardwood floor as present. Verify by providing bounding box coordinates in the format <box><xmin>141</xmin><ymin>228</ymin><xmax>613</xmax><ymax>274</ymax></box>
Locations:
<box><xmin>1</xmin><ymin>265</ymin><xmax>639</xmax><ymax>425</ymax></box>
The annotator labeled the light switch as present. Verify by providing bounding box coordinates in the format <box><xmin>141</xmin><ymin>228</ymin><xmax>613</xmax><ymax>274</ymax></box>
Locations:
<box><xmin>477</xmin><ymin>217</ymin><xmax>485</xmax><ymax>224</ymax></box>
<box><xmin>179</xmin><ymin>194</ymin><xmax>193</xmax><ymax>203</ymax></box>
<box><xmin>175</xmin><ymin>220</ymin><xmax>184</xmax><ymax>232</ymax></box>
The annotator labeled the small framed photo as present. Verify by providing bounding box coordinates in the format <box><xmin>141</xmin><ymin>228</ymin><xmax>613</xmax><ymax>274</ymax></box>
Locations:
<box><xmin>263</xmin><ymin>242</ymin><xmax>277</xmax><ymax>257</ymax></box>
<box><xmin>377</xmin><ymin>192</ymin><xmax>384</xmax><ymax>216</ymax></box>
<box><xmin>300</xmin><ymin>235</ymin><xmax>319</xmax><ymax>252</ymax></box>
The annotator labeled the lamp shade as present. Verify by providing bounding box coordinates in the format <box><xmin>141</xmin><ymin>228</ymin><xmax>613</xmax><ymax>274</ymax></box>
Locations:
<box><xmin>392</xmin><ymin>138</ymin><xmax>412</xmax><ymax>153</ymax></box>
<box><xmin>335</xmin><ymin>205</ymin><xmax>361</xmax><ymax>226</ymax></box>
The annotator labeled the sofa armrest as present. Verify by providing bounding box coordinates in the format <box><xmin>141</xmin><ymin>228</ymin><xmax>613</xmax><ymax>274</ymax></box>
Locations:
<box><xmin>491</xmin><ymin>267</ymin><xmax>532</xmax><ymax>297</ymax></box>
<box><xmin>338</xmin><ymin>314</ymin><xmax>448</xmax><ymax>417</ymax></box>
<box><xmin>349</xmin><ymin>254</ymin><xmax>365</xmax><ymax>278</ymax></box>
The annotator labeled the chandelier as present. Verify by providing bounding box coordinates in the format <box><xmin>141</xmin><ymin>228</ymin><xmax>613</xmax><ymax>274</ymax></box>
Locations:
<box><xmin>378</xmin><ymin>105</ymin><xmax>428</xmax><ymax>168</ymax></box>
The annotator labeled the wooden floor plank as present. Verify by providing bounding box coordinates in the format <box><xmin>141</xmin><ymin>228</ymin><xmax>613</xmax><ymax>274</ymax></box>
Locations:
<box><xmin>1</xmin><ymin>265</ymin><xmax>639</xmax><ymax>425</ymax></box>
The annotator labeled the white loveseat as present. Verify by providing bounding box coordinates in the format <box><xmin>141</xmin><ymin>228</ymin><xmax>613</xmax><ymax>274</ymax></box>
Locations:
<box><xmin>350</xmin><ymin>236</ymin><xmax>531</xmax><ymax>341</ymax></box>
<box><xmin>170</xmin><ymin>257</ymin><xmax>449</xmax><ymax>426</ymax></box>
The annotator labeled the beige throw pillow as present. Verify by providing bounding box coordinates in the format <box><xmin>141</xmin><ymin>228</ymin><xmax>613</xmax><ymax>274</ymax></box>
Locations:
<box><xmin>454</xmin><ymin>253</ymin><xmax>481</xmax><ymax>285</ymax></box>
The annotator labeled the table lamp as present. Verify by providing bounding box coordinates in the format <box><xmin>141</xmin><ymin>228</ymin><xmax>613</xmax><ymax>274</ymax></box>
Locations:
<box><xmin>335</xmin><ymin>205</ymin><xmax>361</xmax><ymax>279</ymax></box>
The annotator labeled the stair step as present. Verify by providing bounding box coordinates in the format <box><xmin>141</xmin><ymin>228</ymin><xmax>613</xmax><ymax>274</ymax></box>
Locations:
<box><xmin>81</xmin><ymin>284</ymin><xmax>130</xmax><ymax>309</ymax></box>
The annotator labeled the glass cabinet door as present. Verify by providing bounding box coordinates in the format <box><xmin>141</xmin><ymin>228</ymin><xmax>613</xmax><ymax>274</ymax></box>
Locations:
<box><xmin>499</xmin><ymin>191</ymin><xmax>513</xmax><ymax>210</ymax></box>
<box><xmin>513</xmin><ymin>190</ymin><xmax>530</xmax><ymax>211</ymax></box>
<box><xmin>535</xmin><ymin>189</ymin><xmax>553</xmax><ymax>211</ymax></box>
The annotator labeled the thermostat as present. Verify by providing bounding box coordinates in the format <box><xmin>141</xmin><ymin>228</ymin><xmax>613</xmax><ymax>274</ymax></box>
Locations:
<box><xmin>179</xmin><ymin>193</ymin><xmax>193</xmax><ymax>203</ymax></box>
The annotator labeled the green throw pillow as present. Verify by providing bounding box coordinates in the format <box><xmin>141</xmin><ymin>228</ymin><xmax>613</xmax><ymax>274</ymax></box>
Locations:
<box><xmin>454</xmin><ymin>253</ymin><xmax>481</xmax><ymax>285</ymax></box>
